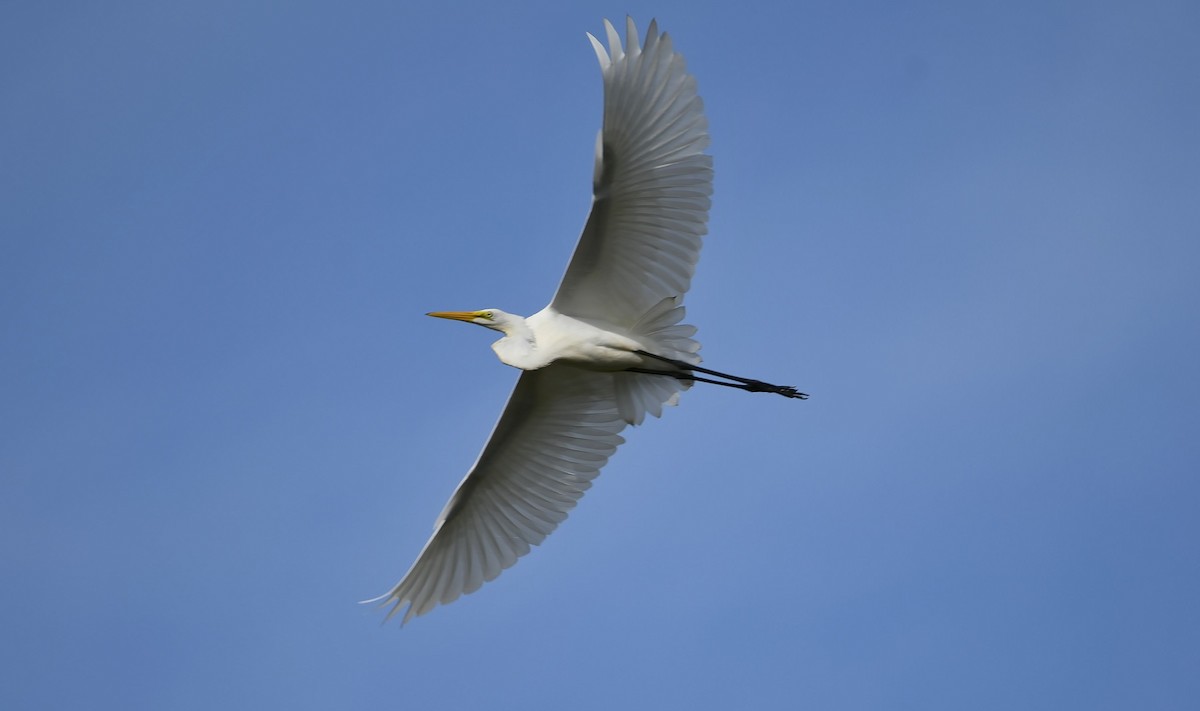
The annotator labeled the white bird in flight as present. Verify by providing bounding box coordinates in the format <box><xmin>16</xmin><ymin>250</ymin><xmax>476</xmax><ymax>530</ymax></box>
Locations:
<box><xmin>371</xmin><ymin>17</ymin><xmax>806</xmax><ymax>624</ymax></box>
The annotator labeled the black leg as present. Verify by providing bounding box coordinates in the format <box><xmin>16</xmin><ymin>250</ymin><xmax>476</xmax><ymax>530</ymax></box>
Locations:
<box><xmin>625</xmin><ymin>368</ymin><xmax>776</xmax><ymax>395</ymax></box>
<box><xmin>630</xmin><ymin>353</ymin><xmax>808</xmax><ymax>400</ymax></box>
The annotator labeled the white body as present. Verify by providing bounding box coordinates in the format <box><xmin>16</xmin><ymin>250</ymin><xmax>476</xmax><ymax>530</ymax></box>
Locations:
<box><xmin>510</xmin><ymin>307</ymin><xmax>645</xmax><ymax>370</ymax></box>
<box><xmin>491</xmin><ymin>305</ymin><xmax>693</xmax><ymax>372</ymax></box>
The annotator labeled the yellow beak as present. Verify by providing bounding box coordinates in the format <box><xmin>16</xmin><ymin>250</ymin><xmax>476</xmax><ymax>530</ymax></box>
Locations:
<box><xmin>427</xmin><ymin>311</ymin><xmax>481</xmax><ymax>322</ymax></box>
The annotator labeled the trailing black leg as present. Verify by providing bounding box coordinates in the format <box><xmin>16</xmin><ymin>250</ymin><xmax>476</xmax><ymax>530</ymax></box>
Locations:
<box><xmin>630</xmin><ymin>352</ymin><xmax>808</xmax><ymax>400</ymax></box>
<box><xmin>625</xmin><ymin>368</ymin><xmax>782</xmax><ymax>395</ymax></box>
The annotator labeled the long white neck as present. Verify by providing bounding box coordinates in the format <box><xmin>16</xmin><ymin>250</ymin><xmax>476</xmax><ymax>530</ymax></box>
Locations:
<box><xmin>490</xmin><ymin>317</ymin><xmax>543</xmax><ymax>370</ymax></box>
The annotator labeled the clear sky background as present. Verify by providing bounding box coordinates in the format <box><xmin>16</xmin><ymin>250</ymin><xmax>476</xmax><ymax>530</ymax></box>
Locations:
<box><xmin>3</xmin><ymin>1</ymin><xmax>1198</xmax><ymax>709</ymax></box>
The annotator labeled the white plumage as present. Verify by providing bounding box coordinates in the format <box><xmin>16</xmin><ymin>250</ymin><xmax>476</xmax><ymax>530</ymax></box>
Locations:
<box><xmin>370</xmin><ymin>17</ymin><xmax>802</xmax><ymax>625</ymax></box>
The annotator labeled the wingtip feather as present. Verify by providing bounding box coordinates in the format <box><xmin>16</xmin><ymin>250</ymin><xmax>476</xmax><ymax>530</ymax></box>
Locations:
<box><xmin>625</xmin><ymin>16</ymin><xmax>640</xmax><ymax>57</ymax></box>
<box><xmin>604</xmin><ymin>18</ymin><xmax>623</xmax><ymax>62</ymax></box>
<box><xmin>586</xmin><ymin>32</ymin><xmax>610</xmax><ymax>71</ymax></box>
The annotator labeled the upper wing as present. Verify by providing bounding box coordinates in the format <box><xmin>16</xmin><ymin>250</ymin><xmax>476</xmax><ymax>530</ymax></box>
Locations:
<box><xmin>372</xmin><ymin>366</ymin><xmax>627</xmax><ymax>623</ymax></box>
<box><xmin>550</xmin><ymin>18</ymin><xmax>713</xmax><ymax>326</ymax></box>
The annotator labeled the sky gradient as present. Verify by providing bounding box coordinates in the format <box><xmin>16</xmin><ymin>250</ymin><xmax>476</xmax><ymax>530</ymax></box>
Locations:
<box><xmin>3</xmin><ymin>1</ymin><xmax>1199</xmax><ymax>709</ymax></box>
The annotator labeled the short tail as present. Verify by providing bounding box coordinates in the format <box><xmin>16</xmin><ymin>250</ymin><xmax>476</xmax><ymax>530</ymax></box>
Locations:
<box><xmin>614</xmin><ymin>297</ymin><xmax>700</xmax><ymax>425</ymax></box>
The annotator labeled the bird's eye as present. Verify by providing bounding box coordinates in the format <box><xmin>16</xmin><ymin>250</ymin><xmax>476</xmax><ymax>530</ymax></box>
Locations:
<box><xmin>482</xmin><ymin>311</ymin><xmax>494</xmax><ymax>320</ymax></box>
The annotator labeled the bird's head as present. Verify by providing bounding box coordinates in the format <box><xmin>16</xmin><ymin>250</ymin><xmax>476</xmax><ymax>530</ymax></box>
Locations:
<box><xmin>427</xmin><ymin>309</ymin><xmax>515</xmax><ymax>333</ymax></box>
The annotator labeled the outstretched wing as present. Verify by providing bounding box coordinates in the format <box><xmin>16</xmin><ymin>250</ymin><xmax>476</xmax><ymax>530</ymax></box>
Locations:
<box><xmin>551</xmin><ymin>17</ymin><xmax>713</xmax><ymax>326</ymax></box>
<box><xmin>371</xmin><ymin>366</ymin><xmax>627</xmax><ymax>624</ymax></box>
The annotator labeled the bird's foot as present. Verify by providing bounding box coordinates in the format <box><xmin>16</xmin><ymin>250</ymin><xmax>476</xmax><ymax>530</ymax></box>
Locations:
<box><xmin>745</xmin><ymin>380</ymin><xmax>809</xmax><ymax>399</ymax></box>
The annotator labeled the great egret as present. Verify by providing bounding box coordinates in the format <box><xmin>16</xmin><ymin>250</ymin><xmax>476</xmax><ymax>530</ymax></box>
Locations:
<box><xmin>371</xmin><ymin>17</ymin><xmax>805</xmax><ymax>624</ymax></box>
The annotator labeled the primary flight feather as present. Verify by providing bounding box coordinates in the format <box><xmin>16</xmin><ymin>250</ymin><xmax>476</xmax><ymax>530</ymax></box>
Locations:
<box><xmin>370</xmin><ymin>17</ymin><xmax>805</xmax><ymax>625</ymax></box>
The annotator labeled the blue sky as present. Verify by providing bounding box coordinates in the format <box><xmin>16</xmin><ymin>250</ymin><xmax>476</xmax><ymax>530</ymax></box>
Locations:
<box><xmin>3</xmin><ymin>1</ymin><xmax>1198</xmax><ymax>708</ymax></box>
